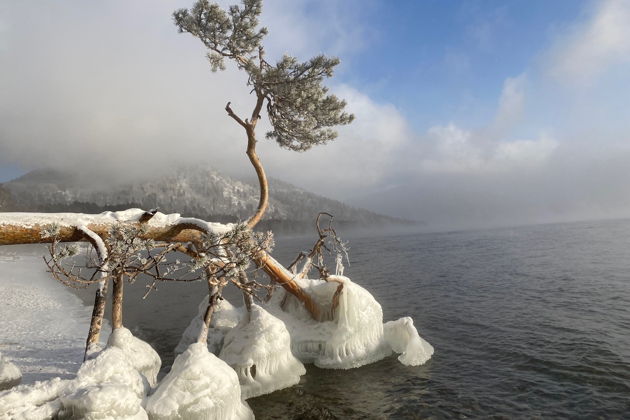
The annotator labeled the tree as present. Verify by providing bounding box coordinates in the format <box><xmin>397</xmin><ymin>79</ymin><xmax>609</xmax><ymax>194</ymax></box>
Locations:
<box><xmin>0</xmin><ymin>0</ymin><xmax>353</xmax><ymax>356</ymax></box>
<box><xmin>173</xmin><ymin>0</ymin><xmax>354</xmax><ymax>228</ymax></box>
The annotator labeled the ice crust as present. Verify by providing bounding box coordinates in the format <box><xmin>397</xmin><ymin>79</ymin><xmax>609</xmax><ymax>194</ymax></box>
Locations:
<box><xmin>146</xmin><ymin>342</ymin><xmax>254</xmax><ymax>420</ymax></box>
<box><xmin>0</xmin><ymin>353</ymin><xmax>21</xmax><ymax>391</ymax></box>
<box><xmin>219</xmin><ymin>304</ymin><xmax>306</xmax><ymax>399</ymax></box>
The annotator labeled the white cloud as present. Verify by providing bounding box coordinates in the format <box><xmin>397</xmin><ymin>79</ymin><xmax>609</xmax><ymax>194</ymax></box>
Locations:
<box><xmin>547</xmin><ymin>0</ymin><xmax>630</xmax><ymax>85</ymax></box>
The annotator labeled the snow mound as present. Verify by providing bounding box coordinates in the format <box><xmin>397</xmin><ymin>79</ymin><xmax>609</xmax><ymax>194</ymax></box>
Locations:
<box><xmin>219</xmin><ymin>304</ymin><xmax>306</xmax><ymax>399</ymax></box>
<box><xmin>175</xmin><ymin>296</ymin><xmax>243</xmax><ymax>355</ymax></box>
<box><xmin>107</xmin><ymin>328</ymin><xmax>161</xmax><ymax>387</ymax></box>
<box><xmin>0</xmin><ymin>353</ymin><xmax>21</xmax><ymax>391</ymax></box>
<box><xmin>146</xmin><ymin>342</ymin><xmax>253</xmax><ymax>420</ymax></box>
<box><xmin>60</xmin><ymin>347</ymin><xmax>148</xmax><ymax>419</ymax></box>
<box><xmin>0</xmin><ymin>332</ymin><xmax>153</xmax><ymax>420</ymax></box>
<box><xmin>0</xmin><ymin>377</ymin><xmax>66</xmax><ymax>419</ymax></box>
<box><xmin>384</xmin><ymin>317</ymin><xmax>434</xmax><ymax>366</ymax></box>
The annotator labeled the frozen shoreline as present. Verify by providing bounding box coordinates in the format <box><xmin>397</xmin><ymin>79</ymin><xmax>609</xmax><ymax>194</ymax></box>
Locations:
<box><xmin>0</xmin><ymin>246</ymin><xmax>110</xmax><ymax>384</ymax></box>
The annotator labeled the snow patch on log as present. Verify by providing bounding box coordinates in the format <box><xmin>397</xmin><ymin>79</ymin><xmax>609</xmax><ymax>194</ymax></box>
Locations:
<box><xmin>146</xmin><ymin>342</ymin><xmax>254</xmax><ymax>420</ymax></box>
<box><xmin>0</xmin><ymin>209</ymin><xmax>233</xmax><ymax>234</ymax></box>
<box><xmin>219</xmin><ymin>304</ymin><xmax>305</xmax><ymax>399</ymax></box>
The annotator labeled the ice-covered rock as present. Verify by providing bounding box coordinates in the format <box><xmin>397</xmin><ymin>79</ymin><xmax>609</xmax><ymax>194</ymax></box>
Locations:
<box><xmin>268</xmin><ymin>276</ymin><xmax>391</xmax><ymax>369</ymax></box>
<box><xmin>266</xmin><ymin>275</ymin><xmax>433</xmax><ymax>369</ymax></box>
<box><xmin>0</xmin><ymin>352</ymin><xmax>21</xmax><ymax>391</ymax></box>
<box><xmin>107</xmin><ymin>327</ymin><xmax>161</xmax><ymax>387</ymax></box>
<box><xmin>384</xmin><ymin>317</ymin><xmax>434</xmax><ymax>366</ymax></box>
<box><xmin>175</xmin><ymin>296</ymin><xmax>243</xmax><ymax>355</ymax></box>
<box><xmin>146</xmin><ymin>342</ymin><xmax>253</xmax><ymax>420</ymax></box>
<box><xmin>219</xmin><ymin>304</ymin><xmax>306</xmax><ymax>399</ymax></box>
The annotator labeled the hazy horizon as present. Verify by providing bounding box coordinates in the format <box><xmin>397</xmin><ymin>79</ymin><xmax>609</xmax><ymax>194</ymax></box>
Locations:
<box><xmin>1</xmin><ymin>0</ymin><xmax>629</xmax><ymax>230</ymax></box>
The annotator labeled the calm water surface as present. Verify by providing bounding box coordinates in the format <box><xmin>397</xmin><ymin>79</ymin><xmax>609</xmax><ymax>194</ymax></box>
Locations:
<box><xmin>92</xmin><ymin>219</ymin><xmax>630</xmax><ymax>418</ymax></box>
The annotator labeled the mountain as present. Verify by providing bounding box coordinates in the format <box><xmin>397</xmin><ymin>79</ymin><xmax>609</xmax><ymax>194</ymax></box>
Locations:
<box><xmin>0</xmin><ymin>167</ymin><xmax>412</xmax><ymax>234</ymax></box>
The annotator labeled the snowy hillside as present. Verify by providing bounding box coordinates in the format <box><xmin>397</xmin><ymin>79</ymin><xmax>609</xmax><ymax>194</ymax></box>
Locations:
<box><xmin>0</xmin><ymin>167</ymin><xmax>409</xmax><ymax>232</ymax></box>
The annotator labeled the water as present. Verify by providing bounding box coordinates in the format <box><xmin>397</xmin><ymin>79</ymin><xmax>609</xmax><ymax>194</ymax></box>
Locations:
<box><xmin>83</xmin><ymin>219</ymin><xmax>630</xmax><ymax>418</ymax></box>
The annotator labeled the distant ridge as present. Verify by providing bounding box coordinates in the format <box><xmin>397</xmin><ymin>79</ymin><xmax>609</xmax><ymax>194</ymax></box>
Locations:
<box><xmin>0</xmin><ymin>167</ymin><xmax>413</xmax><ymax>234</ymax></box>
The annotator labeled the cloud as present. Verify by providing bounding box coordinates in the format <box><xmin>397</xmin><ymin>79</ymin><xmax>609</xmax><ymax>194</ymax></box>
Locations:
<box><xmin>547</xmin><ymin>0</ymin><xmax>630</xmax><ymax>86</ymax></box>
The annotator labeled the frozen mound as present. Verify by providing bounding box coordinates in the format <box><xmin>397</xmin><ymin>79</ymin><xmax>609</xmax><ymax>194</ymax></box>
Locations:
<box><xmin>107</xmin><ymin>327</ymin><xmax>161</xmax><ymax>387</ymax></box>
<box><xmin>266</xmin><ymin>275</ymin><xmax>433</xmax><ymax>369</ymax></box>
<box><xmin>219</xmin><ymin>304</ymin><xmax>306</xmax><ymax>399</ymax></box>
<box><xmin>384</xmin><ymin>317</ymin><xmax>434</xmax><ymax>366</ymax></box>
<box><xmin>175</xmin><ymin>296</ymin><xmax>243</xmax><ymax>354</ymax></box>
<box><xmin>0</xmin><ymin>329</ymin><xmax>155</xmax><ymax>419</ymax></box>
<box><xmin>268</xmin><ymin>275</ymin><xmax>392</xmax><ymax>369</ymax></box>
<box><xmin>0</xmin><ymin>352</ymin><xmax>21</xmax><ymax>391</ymax></box>
<box><xmin>58</xmin><ymin>384</ymin><xmax>148</xmax><ymax>420</ymax></box>
<box><xmin>0</xmin><ymin>377</ymin><xmax>66</xmax><ymax>419</ymax></box>
<box><xmin>59</xmin><ymin>346</ymin><xmax>148</xmax><ymax>419</ymax></box>
<box><xmin>146</xmin><ymin>342</ymin><xmax>254</xmax><ymax>420</ymax></box>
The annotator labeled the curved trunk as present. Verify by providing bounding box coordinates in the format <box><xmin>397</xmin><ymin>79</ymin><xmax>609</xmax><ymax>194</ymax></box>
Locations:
<box><xmin>245</xmin><ymin>126</ymin><xmax>268</xmax><ymax>229</ymax></box>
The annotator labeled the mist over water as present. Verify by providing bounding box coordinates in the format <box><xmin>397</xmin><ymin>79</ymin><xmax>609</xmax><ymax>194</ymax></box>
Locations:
<box><xmin>72</xmin><ymin>218</ymin><xmax>630</xmax><ymax>418</ymax></box>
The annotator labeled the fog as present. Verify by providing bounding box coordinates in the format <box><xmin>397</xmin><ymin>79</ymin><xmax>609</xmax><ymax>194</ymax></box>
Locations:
<box><xmin>1</xmin><ymin>0</ymin><xmax>629</xmax><ymax>230</ymax></box>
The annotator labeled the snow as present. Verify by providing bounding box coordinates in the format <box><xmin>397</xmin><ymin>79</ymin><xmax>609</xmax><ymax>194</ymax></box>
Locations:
<box><xmin>0</xmin><ymin>353</ymin><xmax>21</xmax><ymax>391</ymax></box>
<box><xmin>146</xmin><ymin>342</ymin><xmax>253</xmax><ymax>420</ymax></box>
<box><xmin>0</xmin><ymin>248</ymin><xmax>111</xmax><ymax>383</ymax></box>
<box><xmin>219</xmin><ymin>304</ymin><xmax>305</xmax><ymax>399</ymax></box>
<box><xmin>106</xmin><ymin>328</ymin><xmax>162</xmax><ymax>388</ymax></box>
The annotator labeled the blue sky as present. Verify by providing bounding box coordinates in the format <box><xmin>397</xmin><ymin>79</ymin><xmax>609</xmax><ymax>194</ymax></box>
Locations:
<box><xmin>1</xmin><ymin>0</ymin><xmax>629</xmax><ymax>229</ymax></box>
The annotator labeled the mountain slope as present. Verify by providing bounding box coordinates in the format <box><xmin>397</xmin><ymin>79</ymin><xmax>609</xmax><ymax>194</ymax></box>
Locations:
<box><xmin>1</xmin><ymin>167</ymin><xmax>409</xmax><ymax>233</ymax></box>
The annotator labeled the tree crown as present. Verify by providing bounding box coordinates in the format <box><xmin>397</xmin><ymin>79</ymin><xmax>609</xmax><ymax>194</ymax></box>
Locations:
<box><xmin>173</xmin><ymin>0</ymin><xmax>354</xmax><ymax>151</ymax></box>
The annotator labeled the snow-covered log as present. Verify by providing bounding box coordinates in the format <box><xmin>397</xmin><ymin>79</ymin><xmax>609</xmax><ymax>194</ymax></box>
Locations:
<box><xmin>0</xmin><ymin>209</ymin><xmax>320</xmax><ymax>319</ymax></box>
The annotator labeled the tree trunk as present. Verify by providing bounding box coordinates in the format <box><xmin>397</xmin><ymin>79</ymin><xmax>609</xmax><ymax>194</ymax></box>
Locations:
<box><xmin>84</xmin><ymin>281</ymin><xmax>108</xmax><ymax>360</ymax></box>
<box><xmin>111</xmin><ymin>273</ymin><xmax>124</xmax><ymax>329</ymax></box>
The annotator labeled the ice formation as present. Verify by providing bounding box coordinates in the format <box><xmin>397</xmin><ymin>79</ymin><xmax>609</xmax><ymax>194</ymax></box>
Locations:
<box><xmin>175</xmin><ymin>296</ymin><xmax>243</xmax><ymax>355</ymax></box>
<box><xmin>263</xmin><ymin>275</ymin><xmax>433</xmax><ymax>369</ymax></box>
<box><xmin>0</xmin><ymin>331</ymin><xmax>156</xmax><ymax>419</ymax></box>
<box><xmin>146</xmin><ymin>342</ymin><xmax>253</xmax><ymax>420</ymax></box>
<box><xmin>0</xmin><ymin>353</ymin><xmax>21</xmax><ymax>391</ymax></box>
<box><xmin>219</xmin><ymin>304</ymin><xmax>306</xmax><ymax>399</ymax></box>
<box><xmin>384</xmin><ymin>317</ymin><xmax>434</xmax><ymax>366</ymax></box>
<box><xmin>107</xmin><ymin>327</ymin><xmax>162</xmax><ymax>387</ymax></box>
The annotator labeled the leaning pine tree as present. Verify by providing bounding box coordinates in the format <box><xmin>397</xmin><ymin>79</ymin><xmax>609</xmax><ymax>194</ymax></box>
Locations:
<box><xmin>173</xmin><ymin>0</ymin><xmax>354</xmax><ymax>228</ymax></box>
<box><xmin>0</xmin><ymin>1</ymin><xmax>433</xmax><ymax>418</ymax></box>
